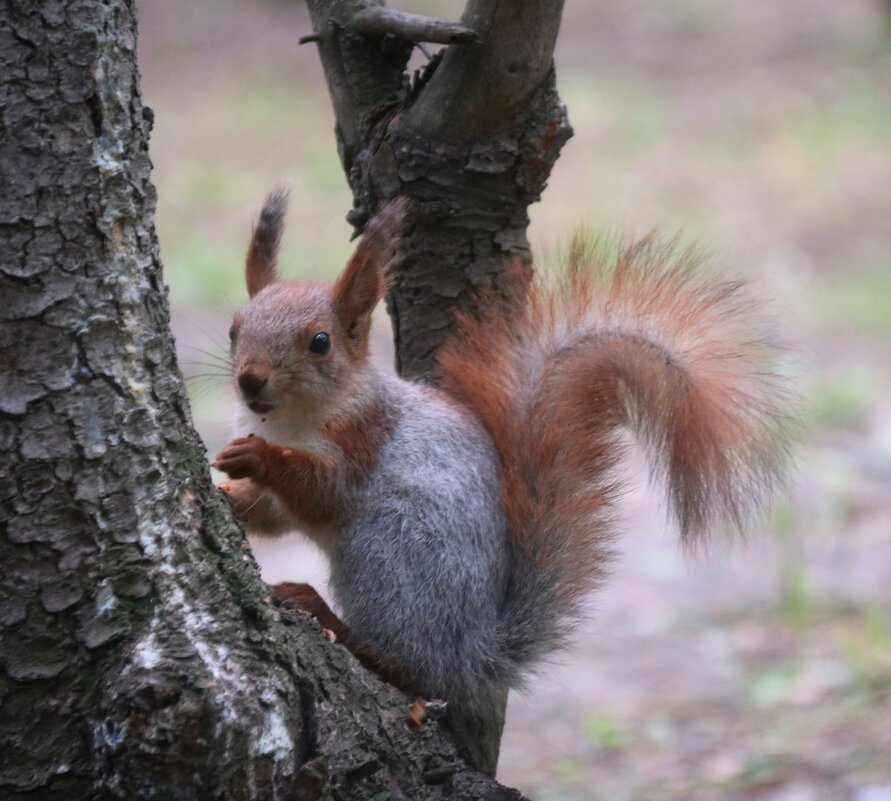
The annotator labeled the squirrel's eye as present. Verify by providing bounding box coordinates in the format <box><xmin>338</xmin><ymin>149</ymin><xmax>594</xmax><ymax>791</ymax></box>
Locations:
<box><xmin>228</xmin><ymin>326</ymin><xmax>237</xmax><ymax>344</ymax></box>
<box><xmin>309</xmin><ymin>331</ymin><xmax>331</xmax><ymax>356</ymax></box>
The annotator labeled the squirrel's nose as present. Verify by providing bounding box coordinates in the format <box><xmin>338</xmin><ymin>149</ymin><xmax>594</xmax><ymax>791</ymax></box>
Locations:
<box><xmin>238</xmin><ymin>371</ymin><xmax>268</xmax><ymax>399</ymax></box>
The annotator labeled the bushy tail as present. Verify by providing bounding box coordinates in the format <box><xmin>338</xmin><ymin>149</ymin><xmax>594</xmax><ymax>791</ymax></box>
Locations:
<box><xmin>439</xmin><ymin>236</ymin><xmax>793</xmax><ymax>687</ymax></box>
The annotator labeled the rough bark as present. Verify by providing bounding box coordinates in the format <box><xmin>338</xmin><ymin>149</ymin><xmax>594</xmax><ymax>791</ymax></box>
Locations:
<box><xmin>304</xmin><ymin>0</ymin><xmax>572</xmax><ymax>380</ymax></box>
<box><xmin>303</xmin><ymin>0</ymin><xmax>571</xmax><ymax>772</ymax></box>
<box><xmin>0</xmin><ymin>2</ymin><xmax>527</xmax><ymax>798</ymax></box>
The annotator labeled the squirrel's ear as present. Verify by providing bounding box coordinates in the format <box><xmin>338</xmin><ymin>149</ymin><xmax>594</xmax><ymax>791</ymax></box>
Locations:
<box><xmin>246</xmin><ymin>188</ymin><xmax>289</xmax><ymax>297</ymax></box>
<box><xmin>332</xmin><ymin>199</ymin><xmax>407</xmax><ymax>345</ymax></box>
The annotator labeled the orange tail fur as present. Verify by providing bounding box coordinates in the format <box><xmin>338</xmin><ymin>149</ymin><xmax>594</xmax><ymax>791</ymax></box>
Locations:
<box><xmin>440</xmin><ymin>236</ymin><xmax>793</xmax><ymax>680</ymax></box>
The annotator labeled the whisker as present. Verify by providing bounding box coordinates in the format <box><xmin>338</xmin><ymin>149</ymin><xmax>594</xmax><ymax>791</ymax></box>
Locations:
<box><xmin>180</xmin><ymin>365</ymin><xmax>232</xmax><ymax>379</ymax></box>
<box><xmin>239</xmin><ymin>493</ymin><xmax>265</xmax><ymax>518</ymax></box>
<box><xmin>181</xmin><ymin>365</ymin><xmax>231</xmax><ymax>375</ymax></box>
<box><xmin>180</xmin><ymin>339</ymin><xmax>231</xmax><ymax>355</ymax></box>
<box><xmin>178</xmin><ymin>362</ymin><xmax>232</xmax><ymax>378</ymax></box>
<box><xmin>187</xmin><ymin>387</ymin><xmax>214</xmax><ymax>403</ymax></box>
<box><xmin>187</xmin><ymin>382</ymin><xmax>231</xmax><ymax>403</ymax></box>
<box><xmin>181</xmin><ymin>374</ymin><xmax>230</xmax><ymax>383</ymax></box>
<box><xmin>181</xmin><ymin>344</ymin><xmax>234</xmax><ymax>366</ymax></box>
<box><xmin>215</xmin><ymin>289</ymin><xmax>240</xmax><ymax>315</ymax></box>
<box><xmin>179</xmin><ymin>362</ymin><xmax>231</xmax><ymax>371</ymax></box>
<box><xmin>177</xmin><ymin>317</ymin><xmax>233</xmax><ymax>350</ymax></box>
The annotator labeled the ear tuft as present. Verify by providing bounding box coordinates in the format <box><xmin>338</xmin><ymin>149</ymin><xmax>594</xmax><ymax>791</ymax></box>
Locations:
<box><xmin>246</xmin><ymin>187</ymin><xmax>289</xmax><ymax>297</ymax></box>
<box><xmin>332</xmin><ymin>198</ymin><xmax>408</xmax><ymax>346</ymax></box>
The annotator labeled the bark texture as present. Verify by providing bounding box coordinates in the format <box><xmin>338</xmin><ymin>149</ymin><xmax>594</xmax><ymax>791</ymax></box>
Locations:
<box><xmin>0</xmin><ymin>2</ymin><xmax>528</xmax><ymax>798</ymax></box>
<box><xmin>304</xmin><ymin>0</ymin><xmax>572</xmax><ymax>380</ymax></box>
<box><xmin>303</xmin><ymin>0</ymin><xmax>571</xmax><ymax>771</ymax></box>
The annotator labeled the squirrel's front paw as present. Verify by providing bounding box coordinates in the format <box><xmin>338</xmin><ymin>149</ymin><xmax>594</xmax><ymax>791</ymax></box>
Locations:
<box><xmin>215</xmin><ymin>435</ymin><xmax>272</xmax><ymax>481</ymax></box>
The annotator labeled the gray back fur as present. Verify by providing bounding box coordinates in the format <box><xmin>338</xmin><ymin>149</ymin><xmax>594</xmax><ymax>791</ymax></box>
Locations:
<box><xmin>328</xmin><ymin>377</ymin><xmax>513</xmax><ymax>709</ymax></box>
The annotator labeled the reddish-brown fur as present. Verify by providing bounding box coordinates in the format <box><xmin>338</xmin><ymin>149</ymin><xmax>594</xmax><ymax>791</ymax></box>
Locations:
<box><xmin>272</xmin><ymin>582</ymin><xmax>422</xmax><ymax>694</ymax></box>
<box><xmin>218</xmin><ymin>199</ymin><xmax>412</xmax><ymax>684</ymax></box>
<box><xmin>218</xmin><ymin>478</ymin><xmax>295</xmax><ymax>536</ymax></box>
<box><xmin>324</xmin><ymin>396</ymin><xmax>398</xmax><ymax>481</ymax></box>
<box><xmin>245</xmin><ymin>187</ymin><xmax>287</xmax><ymax>297</ymax></box>
<box><xmin>440</xmin><ymin>235</ymin><xmax>791</xmax><ymax>607</ymax></box>
<box><xmin>221</xmin><ymin>193</ymin><xmax>792</xmax><ymax>701</ymax></box>
<box><xmin>331</xmin><ymin>199</ymin><xmax>406</xmax><ymax>358</ymax></box>
<box><xmin>215</xmin><ymin>436</ymin><xmax>344</xmax><ymax>528</ymax></box>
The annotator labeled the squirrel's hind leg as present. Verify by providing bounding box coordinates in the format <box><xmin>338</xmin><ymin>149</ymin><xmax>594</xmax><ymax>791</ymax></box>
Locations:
<box><xmin>272</xmin><ymin>581</ymin><xmax>421</xmax><ymax>697</ymax></box>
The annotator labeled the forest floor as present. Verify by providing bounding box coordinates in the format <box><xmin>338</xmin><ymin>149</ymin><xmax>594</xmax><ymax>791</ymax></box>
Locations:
<box><xmin>141</xmin><ymin>0</ymin><xmax>891</xmax><ymax>798</ymax></box>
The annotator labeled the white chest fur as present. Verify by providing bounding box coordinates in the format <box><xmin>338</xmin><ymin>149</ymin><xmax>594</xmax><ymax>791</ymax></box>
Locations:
<box><xmin>232</xmin><ymin>403</ymin><xmax>337</xmax><ymax>460</ymax></box>
<box><xmin>230</xmin><ymin>402</ymin><xmax>342</xmax><ymax>556</ymax></box>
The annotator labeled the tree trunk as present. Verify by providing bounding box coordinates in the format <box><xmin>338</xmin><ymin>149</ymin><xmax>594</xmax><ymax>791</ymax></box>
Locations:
<box><xmin>304</xmin><ymin>0</ymin><xmax>571</xmax><ymax>380</ymax></box>
<box><xmin>302</xmin><ymin>0</ymin><xmax>571</xmax><ymax>770</ymax></box>
<box><xmin>0</xmin><ymin>2</ymin><xmax>529</xmax><ymax>798</ymax></box>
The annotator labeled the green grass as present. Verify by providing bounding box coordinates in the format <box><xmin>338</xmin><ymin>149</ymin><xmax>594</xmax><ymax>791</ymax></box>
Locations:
<box><xmin>836</xmin><ymin>606</ymin><xmax>891</xmax><ymax>700</ymax></box>
<box><xmin>816</xmin><ymin>262</ymin><xmax>891</xmax><ymax>338</ymax></box>
<box><xmin>808</xmin><ymin>366</ymin><xmax>878</xmax><ymax>429</ymax></box>
<box><xmin>582</xmin><ymin>712</ymin><xmax>630</xmax><ymax>751</ymax></box>
<box><xmin>747</xmin><ymin>665</ymin><xmax>798</xmax><ymax>708</ymax></box>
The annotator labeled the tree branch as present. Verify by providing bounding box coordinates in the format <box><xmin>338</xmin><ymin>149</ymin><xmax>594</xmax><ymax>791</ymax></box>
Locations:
<box><xmin>351</xmin><ymin>6</ymin><xmax>481</xmax><ymax>45</ymax></box>
<box><xmin>304</xmin><ymin>0</ymin><xmax>413</xmax><ymax>174</ymax></box>
<box><xmin>403</xmin><ymin>0</ymin><xmax>565</xmax><ymax>143</ymax></box>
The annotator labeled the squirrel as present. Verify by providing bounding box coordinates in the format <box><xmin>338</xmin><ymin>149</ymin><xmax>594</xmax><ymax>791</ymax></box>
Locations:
<box><xmin>214</xmin><ymin>189</ymin><xmax>791</xmax><ymax>711</ymax></box>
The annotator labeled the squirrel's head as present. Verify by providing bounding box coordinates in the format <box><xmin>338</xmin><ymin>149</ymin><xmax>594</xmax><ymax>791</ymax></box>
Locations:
<box><xmin>228</xmin><ymin>189</ymin><xmax>405</xmax><ymax>419</ymax></box>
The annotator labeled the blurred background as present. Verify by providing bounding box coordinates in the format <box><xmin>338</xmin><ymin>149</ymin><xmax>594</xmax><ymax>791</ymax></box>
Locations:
<box><xmin>138</xmin><ymin>1</ymin><xmax>891</xmax><ymax>798</ymax></box>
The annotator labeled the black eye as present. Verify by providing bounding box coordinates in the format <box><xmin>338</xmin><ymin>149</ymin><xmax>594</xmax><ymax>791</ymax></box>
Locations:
<box><xmin>228</xmin><ymin>326</ymin><xmax>237</xmax><ymax>344</ymax></box>
<box><xmin>309</xmin><ymin>332</ymin><xmax>331</xmax><ymax>355</ymax></box>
